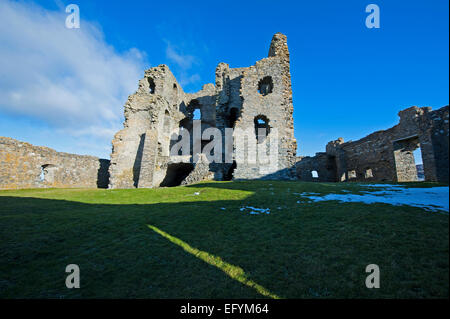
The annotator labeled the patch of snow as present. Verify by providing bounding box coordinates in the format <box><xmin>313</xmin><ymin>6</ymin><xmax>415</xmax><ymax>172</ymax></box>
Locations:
<box><xmin>296</xmin><ymin>186</ymin><xmax>449</xmax><ymax>212</ymax></box>
<box><xmin>240</xmin><ymin>206</ymin><xmax>271</xmax><ymax>215</ymax></box>
<box><xmin>297</xmin><ymin>200</ymin><xmax>313</xmax><ymax>204</ymax></box>
<box><xmin>362</xmin><ymin>184</ymin><xmax>405</xmax><ymax>191</ymax></box>
<box><xmin>364</xmin><ymin>184</ymin><xmax>402</xmax><ymax>188</ymax></box>
<box><xmin>294</xmin><ymin>192</ymin><xmax>320</xmax><ymax>196</ymax></box>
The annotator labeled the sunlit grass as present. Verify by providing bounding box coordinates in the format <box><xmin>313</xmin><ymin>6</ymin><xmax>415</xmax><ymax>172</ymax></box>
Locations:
<box><xmin>0</xmin><ymin>181</ymin><xmax>448</xmax><ymax>298</ymax></box>
<box><xmin>147</xmin><ymin>224</ymin><xmax>280</xmax><ymax>299</ymax></box>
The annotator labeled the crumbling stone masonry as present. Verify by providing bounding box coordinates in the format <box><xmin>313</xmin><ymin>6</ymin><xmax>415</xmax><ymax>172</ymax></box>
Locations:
<box><xmin>0</xmin><ymin>137</ymin><xmax>110</xmax><ymax>189</ymax></box>
<box><xmin>1</xmin><ymin>34</ymin><xmax>447</xmax><ymax>189</ymax></box>
<box><xmin>296</xmin><ymin>105</ymin><xmax>449</xmax><ymax>183</ymax></box>
<box><xmin>109</xmin><ymin>33</ymin><xmax>297</xmax><ymax>188</ymax></box>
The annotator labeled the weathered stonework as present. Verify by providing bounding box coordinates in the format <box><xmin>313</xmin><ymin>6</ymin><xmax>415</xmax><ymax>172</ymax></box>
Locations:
<box><xmin>180</xmin><ymin>154</ymin><xmax>215</xmax><ymax>186</ymax></box>
<box><xmin>1</xmin><ymin>34</ymin><xmax>447</xmax><ymax>189</ymax></box>
<box><xmin>296</xmin><ymin>105</ymin><xmax>449</xmax><ymax>183</ymax></box>
<box><xmin>295</xmin><ymin>153</ymin><xmax>336</xmax><ymax>182</ymax></box>
<box><xmin>109</xmin><ymin>33</ymin><xmax>297</xmax><ymax>188</ymax></box>
<box><xmin>0</xmin><ymin>137</ymin><xmax>110</xmax><ymax>189</ymax></box>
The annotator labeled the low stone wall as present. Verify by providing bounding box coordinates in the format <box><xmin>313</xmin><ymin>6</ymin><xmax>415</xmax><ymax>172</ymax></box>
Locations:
<box><xmin>0</xmin><ymin>137</ymin><xmax>110</xmax><ymax>189</ymax></box>
<box><xmin>296</xmin><ymin>153</ymin><xmax>336</xmax><ymax>182</ymax></box>
<box><xmin>296</xmin><ymin>105</ymin><xmax>449</xmax><ymax>183</ymax></box>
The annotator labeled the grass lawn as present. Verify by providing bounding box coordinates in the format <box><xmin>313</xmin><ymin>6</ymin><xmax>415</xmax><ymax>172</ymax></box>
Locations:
<box><xmin>0</xmin><ymin>181</ymin><xmax>448</xmax><ymax>298</ymax></box>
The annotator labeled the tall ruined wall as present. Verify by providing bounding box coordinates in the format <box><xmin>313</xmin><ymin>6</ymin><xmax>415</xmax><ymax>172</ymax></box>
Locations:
<box><xmin>297</xmin><ymin>105</ymin><xmax>449</xmax><ymax>183</ymax></box>
<box><xmin>425</xmin><ymin>106</ymin><xmax>449</xmax><ymax>183</ymax></box>
<box><xmin>108</xmin><ymin>63</ymin><xmax>217</xmax><ymax>189</ymax></box>
<box><xmin>109</xmin><ymin>65</ymin><xmax>183</xmax><ymax>189</ymax></box>
<box><xmin>214</xmin><ymin>64</ymin><xmax>247</xmax><ymax>180</ymax></box>
<box><xmin>0</xmin><ymin>137</ymin><xmax>110</xmax><ymax>189</ymax></box>
<box><xmin>230</xmin><ymin>33</ymin><xmax>297</xmax><ymax>180</ymax></box>
<box><xmin>109</xmin><ymin>33</ymin><xmax>298</xmax><ymax>189</ymax></box>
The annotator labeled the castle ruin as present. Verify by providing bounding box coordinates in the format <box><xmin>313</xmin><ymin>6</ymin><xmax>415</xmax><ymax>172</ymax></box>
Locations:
<box><xmin>296</xmin><ymin>105</ymin><xmax>449</xmax><ymax>183</ymax></box>
<box><xmin>0</xmin><ymin>33</ymin><xmax>448</xmax><ymax>189</ymax></box>
<box><xmin>108</xmin><ymin>33</ymin><xmax>297</xmax><ymax>189</ymax></box>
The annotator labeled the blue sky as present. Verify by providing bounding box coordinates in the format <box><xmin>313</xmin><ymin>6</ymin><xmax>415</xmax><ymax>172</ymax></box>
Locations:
<box><xmin>0</xmin><ymin>0</ymin><xmax>448</xmax><ymax>159</ymax></box>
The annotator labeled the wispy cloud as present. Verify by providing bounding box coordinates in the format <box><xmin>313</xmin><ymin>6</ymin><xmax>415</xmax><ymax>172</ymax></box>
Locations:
<box><xmin>166</xmin><ymin>43</ymin><xmax>196</xmax><ymax>70</ymax></box>
<box><xmin>0</xmin><ymin>0</ymin><xmax>147</xmax><ymax>157</ymax></box>
<box><xmin>164</xmin><ymin>41</ymin><xmax>201</xmax><ymax>88</ymax></box>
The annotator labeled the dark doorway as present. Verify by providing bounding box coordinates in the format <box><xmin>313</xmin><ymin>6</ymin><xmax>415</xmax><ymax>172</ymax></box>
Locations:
<box><xmin>160</xmin><ymin>163</ymin><xmax>194</xmax><ymax>187</ymax></box>
<box><xmin>229</xmin><ymin>108</ymin><xmax>239</xmax><ymax>128</ymax></box>
<box><xmin>224</xmin><ymin>161</ymin><xmax>237</xmax><ymax>181</ymax></box>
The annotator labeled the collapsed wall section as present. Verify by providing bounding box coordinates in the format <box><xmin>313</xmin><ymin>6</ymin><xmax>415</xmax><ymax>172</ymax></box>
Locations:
<box><xmin>0</xmin><ymin>137</ymin><xmax>109</xmax><ymax>189</ymax></box>
<box><xmin>296</xmin><ymin>105</ymin><xmax>449</xmax><ymax>183</ymax></box>
<box><xmin>108</xmin><ymin>63</ymin><xmax>218</xmax><ymax>188</ymax></box>
<box><xmin>108</xmin><ymin>65</ymin><xmax>185</xmax><ymax>189</ymax></box>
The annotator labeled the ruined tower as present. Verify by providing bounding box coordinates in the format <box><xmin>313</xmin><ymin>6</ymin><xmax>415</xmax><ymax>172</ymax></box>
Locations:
<box><xmin>108</xmin><ymin>33</ymin><xmax>297</xmax><ymax>189</ymax></box>
<box><xmin>219</xmin><ymin>32</ymin><xmax>297</xmax><ymax>180</ymax></box>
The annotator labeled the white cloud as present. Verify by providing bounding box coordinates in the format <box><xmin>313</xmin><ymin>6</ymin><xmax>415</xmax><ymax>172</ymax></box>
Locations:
<box><xmin>165</xmin><ymin>42</ymin><xmax>200</xmax><ymax>88</ymax></box>
<box><xmin>166</xmin><ymin>43</ymin><xmax>196</xmax><ymax>70</ymax></box>
<box><xmin>0</xmin><ymin>0</ymin><xmax>147</xmax><ymax>157</ymax></box>
<box><xmin>177</xmin><ymin>73</ymin><xmax>201</xmax><ymax>88</ymax></box>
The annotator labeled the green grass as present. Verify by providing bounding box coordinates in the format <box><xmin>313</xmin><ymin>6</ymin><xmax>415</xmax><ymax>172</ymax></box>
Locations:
<box><xmin>0</xmin><ymin>181</ymin><xmax>448</xmax><ymax>298</ymax></box>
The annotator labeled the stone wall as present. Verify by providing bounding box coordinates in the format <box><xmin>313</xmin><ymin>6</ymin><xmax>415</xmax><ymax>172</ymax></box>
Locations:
<box><xmin>180</xmin><ymin>154</ymin><xmax>215</xmax><ymax>186</ymax></box>
<box><xmin>108</xmin><ymin>66</ymin><xmax>185</xmax><ymax>189</ymax></box>
<box><xmin>109</xmin><ymin>33</ymin><xmax>297</xmax><ymax>188</ymax></box>
<box><xmin>108</xmin><ymin>62</ymin><xmax>219</xmax><ymax>188</ymax></box>
<box><xmin>0</xmin><ymin>137</ymin><xmax>110</xmax><ymax>189</ymax></box>
<box><xmin>3</xmin><ymin>34</ymin><xmax>446</xmax><ymax>189</ymax></box>
<box><xmin>296</xmin><ymin>105</ymin><xmax>449</xmax><ymax>183</ymax></box>
<box><xmin>228</xmin><ymin>33</ymin><xmax>297</xmax><ymax>180</ymax></box>
<box><xmin>295</xmin><ymin>153</ymin><xmax>336</xmax><ymax>182</ymax></box>
<box><xmin>427</xmin><ymin>106</ymin><xmax>449</xmax><ymax>182</ymax></box>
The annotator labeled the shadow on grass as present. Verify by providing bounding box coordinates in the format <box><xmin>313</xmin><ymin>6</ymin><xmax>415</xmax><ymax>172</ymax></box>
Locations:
<box><xmin>0</xmin><ymin>181</ymin><xmax>448</xmax><ymax>299</ymax></box>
